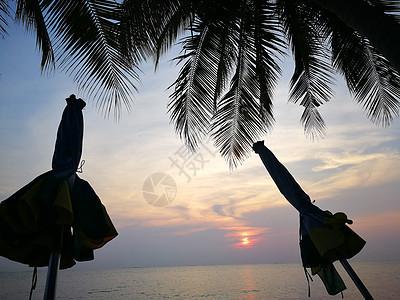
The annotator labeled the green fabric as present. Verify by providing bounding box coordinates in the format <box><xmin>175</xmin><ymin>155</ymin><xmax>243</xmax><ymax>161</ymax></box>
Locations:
<box><xmin>317</xmin><ymin>263</ymin><xmax>346</xmax><ymax>295</ymax></box>
<box><xmin>71</xmin><ymin>177</ymin><xmax>118</xmax><ymax>247</ymax></box>
<box><xmin>73</xmin><ymin>232</ymin><xmax>94</xmax><ymax>261</ymax></box>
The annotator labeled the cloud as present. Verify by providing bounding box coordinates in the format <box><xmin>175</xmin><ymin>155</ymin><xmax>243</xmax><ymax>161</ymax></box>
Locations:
<box><xmin>308</xmin><ymin>150</ymin><xmax>400</xmax><ymax>200</ymax></box>
<box><xmin>312</xmin><ymin>152</ymin><xmax>380</xmax><ymax>171</ymax></box>
<box><xmin>212</xmin><ymin>204</ymin><xmax>228</xmax><ymax>217</ymax></box>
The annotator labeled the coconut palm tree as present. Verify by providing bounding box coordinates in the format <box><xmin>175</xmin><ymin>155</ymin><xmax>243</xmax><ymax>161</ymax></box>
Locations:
<box><xmin>2</xmin><ymin>0</ymin><xmax>400</xmax><ymax>167</ymax></box>
<box><xmin>119</xmin><ymin>0</ymin><xmax>400</xmax><ymax>167</ymax></box>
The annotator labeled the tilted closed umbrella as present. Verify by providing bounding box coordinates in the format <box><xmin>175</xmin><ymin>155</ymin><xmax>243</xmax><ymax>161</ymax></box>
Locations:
<box><xmin>0</xmin><ymin>95</ymin><xmax>118</xmax><ymax>299</ymax></box>
<box><xmin>253</xmin><ymin>141</ymin><xmax>372</xmax><ymax>299</ymax></box>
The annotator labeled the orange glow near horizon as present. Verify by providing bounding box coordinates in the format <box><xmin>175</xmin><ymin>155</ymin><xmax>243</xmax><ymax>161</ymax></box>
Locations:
<box><xmin>240</xmin><ymin>232</ymin><xmax>251</xmax><ymax>246</ymax></box>
<box><xmin>222</xmin><ymin>227</ymin><xmax>270</xmax><ymax>249</ymax></box>
<box><xmin>241</xmin><ymin>236</ymin><xmax>250</xmax><ymax>246</ymax></box>
<box><xmin>235</xmin><ymin>231</ymin><xmax>257</xmax><ymax>248</ymax></box>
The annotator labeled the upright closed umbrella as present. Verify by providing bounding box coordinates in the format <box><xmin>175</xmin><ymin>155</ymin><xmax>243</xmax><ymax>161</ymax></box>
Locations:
<box><xmin>0</xmin><ymin>95</ymin><xmax>118</xmax><ymax>299</ymax></box>
<box><xmin>253</xmin><ymin>141</ymin><xmax>372</xmax><ymax>299</ymax></box>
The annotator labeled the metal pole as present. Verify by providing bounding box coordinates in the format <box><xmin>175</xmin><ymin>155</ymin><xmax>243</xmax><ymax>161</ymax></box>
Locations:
<box><xmin>43</xmin><ymin>226</ymin><xmax>63</xmax><ymax>300</ymax></box>
<box><xmin>339</xmin><ymin>259</ymin><xmax>374</xmax><ymax>300</ymax></box>
<box><xmin>43</xmin><ymin>252</ymin><xmax>61</xmax><ymax>300</ymax></box>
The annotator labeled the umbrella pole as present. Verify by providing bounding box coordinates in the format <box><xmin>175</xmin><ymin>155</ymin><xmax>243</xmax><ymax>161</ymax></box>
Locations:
<box><xmin>43</xmin><ymin>226</ymin><xmax>64</xmax><ymax>300</ymax></box>
<box><xmin>339</xmin><ymin>259</ymin><xmax>374</xmax><ymax>300</ymax></box>
<box><xmin>44</xmin><ymin>252</ymin><xmax>61</xmax><ymax>300</ymax></box>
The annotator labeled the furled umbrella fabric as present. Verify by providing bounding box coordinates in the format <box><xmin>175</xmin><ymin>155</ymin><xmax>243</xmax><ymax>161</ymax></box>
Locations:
<box><xmin>252</xmin><ymin>141</ymin><xmax>366</xmax><ymax>296</ymax></box>
<box><xmin>0</xmin><ymin>95</ymin><xmax>117</xmax><ymax>270</ymax></box>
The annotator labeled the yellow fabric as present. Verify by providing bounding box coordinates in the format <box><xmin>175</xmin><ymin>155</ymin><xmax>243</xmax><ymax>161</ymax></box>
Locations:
<box><xmin>19</xmin><ymin>179</ymin><xmax>47</xmax><ymax>230</ymax></box>
<box><xmin>4</xmin><ymin>179</ymin><xmax>74</xmax><ymax>232</ymax></box>
<box><xmin>308</xmin><ymin>226</ymin><xmax>345</xmax><ymax>259</ymax></box>
<box><xmin>52</xmin><ymin>180</ymin><xmax>74</xmax><ymax>225</ymax></box>
<box><xmin>78</xmin><ymin>224</ymin><xmax>117</xmax><ymax>249</ymax></box>
<box><xmin>308</xmin><ymin>212</ymin><xmax>366</xmax><ymax>263</ymax></box>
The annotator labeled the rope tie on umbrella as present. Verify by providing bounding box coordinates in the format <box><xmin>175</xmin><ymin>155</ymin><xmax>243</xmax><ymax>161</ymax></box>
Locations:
<box><xmin>300</xmin><ymin>218</ymin><xmax>313</xmax><ymax>297</ymax></box>
<box><xmin>303</xmin><ymin>267</ymin><xmax>313</xmax><ymax>297</ymax></box>
<box><xmin>29</xmin><ymin>266</ymin><xmax>37</xmax><ymax>300</ymax></box>
<box><xmin>77</xmin><ymin>160</ymin><xmax>85</xmax><ymax>173</ymax></box>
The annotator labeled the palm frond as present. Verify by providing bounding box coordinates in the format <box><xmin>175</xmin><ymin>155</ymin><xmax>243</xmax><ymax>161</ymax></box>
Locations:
<box><xmin>119</xmin><ymin>0</ymin><xmax>191</xmax><ymax>69</ymax></box>
<box><xmin>118</xmin><ymin>0</ymin><xmax>157</xmax><ymax>64</ymax></box>
<box><xmin>0</xmin><ymin>0</ymin><xmax>11</xmax><ymax>38</ymax></box>
<box><xmin>212</xmin><ymin>74</ymin><xmax>272</xmax><ymax>168</ymax></box>
<box><xmin>211</xmin><ymin>25</ymin><xmax>248</xmax><ymax>168</ymax></box>
<box><xmin>152</xmin><ymin>0</ymin><xmax>195</xmax><ymax>69</ymax></box>
<box><xmin>329</xmin><ymin>9</ymin><xmax>400</xmax><ymax>126</ymax></box>
<box><xmin>201</xmin><ymin>1</ymin><xmax>241</xmax><ymax>108</ymax></box>
<box><xmin>43</xmin><ymin>0</ymin><xmax>139</xmax><ymax>118</ymax></box>
<box><xmin>211</xmin><ymin>3</ymin><xmax>277</xmax><ymax>168</ymax></box>
<box><xmin>169</xmin><ymin>0</ymin><xmax>284</xmax><ymax>167</ymax></box>
<box><xmin>168</xmin><ymin>22</ymin><xmax>215</xmax><ymax>152</ymax></box>
<box><xmin>16</xmin><ymin>0</ymin><xmax>55</xmax><ymax>71</ymax></box>
<box><xmin>277</xmin><ymin>0</ymin><xmax>334</xmax><ymax>139</ymax></box>
<box><xmin>252</xmin><ymin>0</ymin><xmax>284</xmax><ymax>124</ymax></box>
<box><xmin>311</xmin><ymin>0</ymin><xmax>400</xmax><ymax>73</ymax></box>
<box><xmin>211</xmin><ymin>23</ymin><xmax>235</xmax><ymax>108</ymax></box>
<box><xmin>360</xmin><ymin>50</ymin><xmax>400</xmax><ymax>125</ymax></box>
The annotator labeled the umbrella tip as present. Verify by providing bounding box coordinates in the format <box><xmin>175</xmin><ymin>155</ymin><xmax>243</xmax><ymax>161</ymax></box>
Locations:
<box><xmin>66</xmin><ymin>94</ymin><xmax>86</xmax><ymax>108</ymax></box>
<box><xmin>252</xmin><ymin>140</ymin><xmax>265</xmax><ymax>153</ymax></box>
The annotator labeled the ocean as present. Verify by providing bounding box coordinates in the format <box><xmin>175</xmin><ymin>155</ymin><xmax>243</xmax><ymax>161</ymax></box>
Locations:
<box><xmin>1</xmin><ymin>261</ymin><xmax>399</xmax><ymax>299</ymax></box>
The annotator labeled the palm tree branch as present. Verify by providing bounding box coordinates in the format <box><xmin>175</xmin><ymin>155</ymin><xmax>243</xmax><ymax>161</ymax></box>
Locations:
<box><xmin>152</xmin><ymin>1</ymin><xmax>195</xmax><ymax>69</ymax></box>
<box><xmin>253</xmin><ymin>0</ymin><xmax>284</xmax><ymax>126</ymax></box>
<box><xmin>0</xmin><ymin>0</ymin><xmax>11</xmax><ymax>38</ymax></box>
<box><xmin>15</xmin><ymin>0</ymin><xmax>55</xmax><ymax>71</ymax></box>
<box><xmin>312</xmin><ymin>0</ymin><xmax>400</xmax><ymax>73</ymax></box>
<box><xmin>277</xmin><ymin>0</ymin><xmax>334</xmax><ymax>139</ymax></box>
<box><xmin>119</xmin><ymin>0</ymin><xmax>193</xmax><ymax>69</ymax></box>
<box><xmin>327</xmin><ymin>8</ymin><xmax>400</xmax><ymax>126</ymax></box>
<box><xmin>212</xmin><ymin>4</ymin><xmax>271</xmax><ymax>168</ymax></box>
<box><xmin>44</xmin><ymin>0</ymin><xmax>139</xmax><ymax>118</ymax></box>
<box><xmin>168</xmin><ymin>22</ymin><xmax>215</xmax><ymax>151</ymax></box>
<box><xmin>352</xmin><ymin>46</ymin><xmax>400</xmax><ymax>125</ymax></box>
<box><xmin>211</xmin><ymin>23</ymin><xmax>233</xmax><ymax>109</ymax></box>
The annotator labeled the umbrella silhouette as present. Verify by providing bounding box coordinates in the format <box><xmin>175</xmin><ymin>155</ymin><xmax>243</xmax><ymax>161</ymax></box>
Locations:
<box><xmin>0</xmin><ymin>95</ymin><xmax>117</xmax><ymax>299</ymax></box>
<box><xmin>253</xmin><ymin>141</ymin><xmax>373</xmax><ymax>299</ymax></box>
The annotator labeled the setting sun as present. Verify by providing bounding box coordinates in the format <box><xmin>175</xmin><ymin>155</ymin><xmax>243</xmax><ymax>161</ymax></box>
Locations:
<box><xmin>223</xmin><ymin>227</ymin><xmax>269</xmax><ymax>249</ymax></box>
<box><xmin>240</xmin><ymin>232</ymin><xmax>252</xmax><ymax>247</ymax></box>
<box><xmin>241</xmin><ymin>237</ymin><xmax>250</xmax><ymax>245</ymax></box>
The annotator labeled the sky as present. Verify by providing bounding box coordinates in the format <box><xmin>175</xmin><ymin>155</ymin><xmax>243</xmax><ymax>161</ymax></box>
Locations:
<box><xmin>0</xmin><ymin>20</ymin><xmax>399</xmax><ymax>272</ymax></box>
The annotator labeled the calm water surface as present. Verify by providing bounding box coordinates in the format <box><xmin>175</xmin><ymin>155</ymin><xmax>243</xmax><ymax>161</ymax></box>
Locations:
<box><xmin>1</xmin><ymin>261</ymin><xmax>399</xmax><ymax>299</ymax></box>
